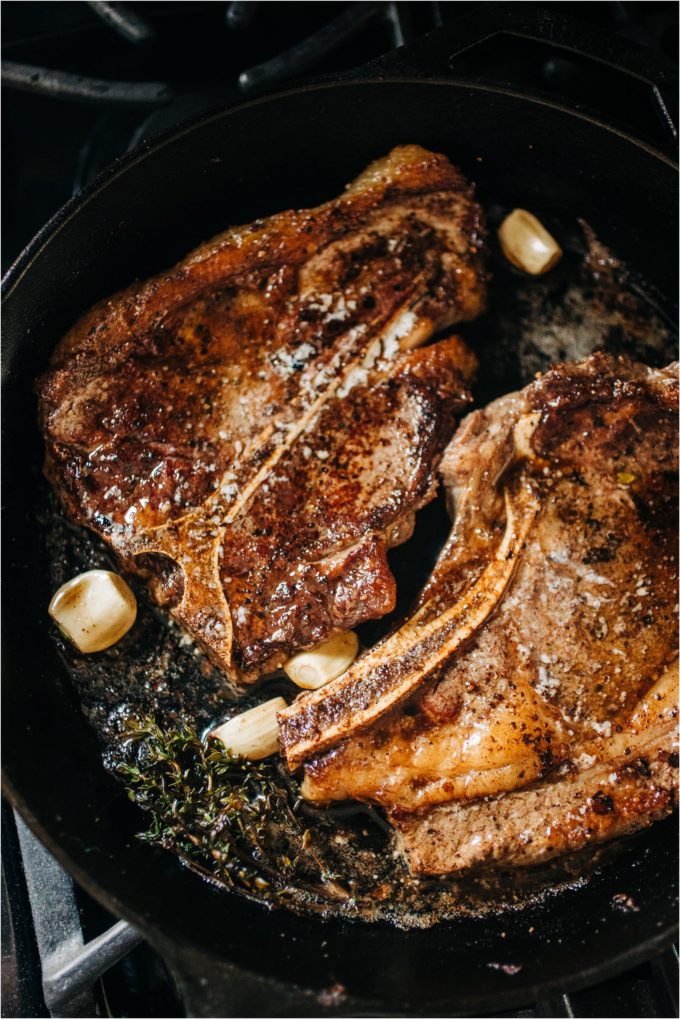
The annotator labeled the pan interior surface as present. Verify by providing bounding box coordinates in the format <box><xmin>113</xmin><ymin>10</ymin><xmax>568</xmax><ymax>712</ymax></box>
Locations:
<box><xmin>2</xmin><ymin>80</ymin><xmax>677</xmax><ymax>1012</ymax></box>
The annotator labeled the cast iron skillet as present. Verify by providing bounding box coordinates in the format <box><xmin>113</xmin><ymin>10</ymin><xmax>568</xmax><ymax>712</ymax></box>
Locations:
<box><xmin>2</xmin><ymin>9</ymin><xmax>678</xmax><ymax>1016</ymax></box>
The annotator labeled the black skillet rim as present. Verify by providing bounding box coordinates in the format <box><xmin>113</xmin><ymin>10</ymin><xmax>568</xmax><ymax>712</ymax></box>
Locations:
<box><xmin>2</xmin><ymin>76</ymin><xmax>678</xmax><ymax>1014</ymax></box>
<box><xmin>2</xmin><ymin>74</ymin><xmax>677</xmax><ymax>304</ymax></box>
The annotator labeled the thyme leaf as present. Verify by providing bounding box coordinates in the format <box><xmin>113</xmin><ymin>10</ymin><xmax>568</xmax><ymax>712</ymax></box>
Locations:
<box><xmin>113</xmin><ymin>715</ymin><xmax>327</xmax><ymax>903</ymax></box>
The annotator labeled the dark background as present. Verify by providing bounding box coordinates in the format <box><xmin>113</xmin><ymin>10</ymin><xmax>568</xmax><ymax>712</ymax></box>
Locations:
<box><xmin>2</xmin><ymin>1</ymin><xmax>678</xmax><ymax>272</ymax></box>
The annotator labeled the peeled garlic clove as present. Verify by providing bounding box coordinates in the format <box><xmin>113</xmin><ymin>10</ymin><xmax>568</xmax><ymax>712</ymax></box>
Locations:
<box><xmin>498</xmin><ymin>209</ymin><xmax>562</xmax><ymax>275</ymax></box>
<box><xmin>48</xmin><ymin>569</ymin><xmax>137</xmax><ymax>653</ymax></box>
<box><xmin>211</xmin><ymin>697</ymin><xmax>287</xmax><ymax>760</ymax></box>
<box><xmin>48</xmin><ymin>570</ymin><xmax>136</xmax><ymax>652</ymax></box>
<box><xmin>284</xmin><ymin>631</ymin><xmax>359</xmax><ymax>690</ymax></box>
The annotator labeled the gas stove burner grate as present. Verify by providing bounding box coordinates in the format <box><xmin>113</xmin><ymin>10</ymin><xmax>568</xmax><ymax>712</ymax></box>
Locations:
<box><xmin>0</xmin><ymin>1</ymin><xmax>419</xmax><ymax>107</ymax></box>
<box><xmin>87</xmin><ymin>0</ymin><xmax>156</xmax><ymax>46</ymax></box>
<box><xmin>238</xmin><ymin>2</ymin><xmax>408</xmax><ymax>93</ymax></box>
<box><xmin>1</xmin><ymin>60</ymin><xmax>171</xmax><ymax>105</ymax></box>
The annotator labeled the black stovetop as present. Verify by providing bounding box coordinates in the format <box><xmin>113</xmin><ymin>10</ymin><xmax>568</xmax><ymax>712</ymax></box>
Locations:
<box><xmin>3</xmin><ymin>1</ymin><xmax>677</xmax><ymax>272</ymax></box>
<box><xmin>2</xmin><ymin>4</ymin><xmax>678</xmax><ymax>1017</ymax></box>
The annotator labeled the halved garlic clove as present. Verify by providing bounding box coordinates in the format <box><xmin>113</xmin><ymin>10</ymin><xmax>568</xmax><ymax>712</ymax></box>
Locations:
<box><xmin>284</xmin><ymin>631</ymin><xmax>359</xmax><ymax>690</ymax></box>
<box><xmin>498</xmin><ymin>209</ymin><xmax>562</xmax><ymax>275</ymax></box>
<box><xmin>211</xmin><ymin>697</ymin><xmax>287</xmax><ymax>760</ymax></box>
<box><xmin>48</xmin><ymin>569</ymin><xmax>137</xmax><ymax>653</ymax></box>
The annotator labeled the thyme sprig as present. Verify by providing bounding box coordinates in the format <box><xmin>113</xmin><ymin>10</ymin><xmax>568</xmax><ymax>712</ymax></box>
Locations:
<box><xmin>114</xmin><ymin>716</ymin><xmax>319</xmax><ymax>902</ymax></box>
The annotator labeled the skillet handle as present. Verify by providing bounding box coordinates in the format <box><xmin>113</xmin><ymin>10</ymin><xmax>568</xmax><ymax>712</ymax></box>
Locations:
<box><xmin>373</xmin><ymin>2</ymin><xmax>678</xmax><ymax>150</ymax></box>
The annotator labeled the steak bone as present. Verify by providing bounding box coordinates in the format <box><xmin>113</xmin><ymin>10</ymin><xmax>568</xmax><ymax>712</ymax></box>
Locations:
<box><xmin>278</xmin><ymin>481</ymin><xmax>540</xmax><ymax>768</ymax></box>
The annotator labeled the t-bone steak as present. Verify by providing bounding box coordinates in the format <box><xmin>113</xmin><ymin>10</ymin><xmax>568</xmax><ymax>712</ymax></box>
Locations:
<box><xmin>280</xmin><ymin>355</ymin><xmax>679</xmax><ymax>872</ymax></box>
<box><xmin>37</xmin><ymin>145</ymin><xmax>486</xmax><ymax>683</ymax></box>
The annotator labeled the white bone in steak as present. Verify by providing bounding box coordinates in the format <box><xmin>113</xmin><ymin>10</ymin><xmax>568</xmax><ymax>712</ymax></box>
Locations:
<box><xmin>283</xmin><ymin>355</ymin><xmax>679</xmax><ymax>872</ymax></box>
<box><xmin>37</xmin><ymin>145</ymin><xmax>485</xmax><ymax>683</ymax></box>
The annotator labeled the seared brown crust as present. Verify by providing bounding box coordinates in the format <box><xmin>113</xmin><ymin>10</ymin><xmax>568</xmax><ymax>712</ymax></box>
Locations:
<box><xmin>222</xmin><ymin>337</ymin><xmax>474</xmax><ymax>674</ymax></box>
<box><xmin>284</xmin><ymin>355</ymin><xmax>679</xmax><ymax>767</ymax></box>
<box><xmin>37</xmin><ymin>145</ymin><xmax>486</xmax><ymax>682</ymax></box>
<box><xmin>279</xmin><ymin>481</ymin><xmax>540</xmax><ymax>768</ymax></box>
<box><xmin>292</xmin><ymin>354</ymin><xmax>678</xmax><ymax>871</ymax></box>
<box><xmin>394</xmin><ymin>720</ymin><xmax>678</xmax><ymax>873</ymax></box>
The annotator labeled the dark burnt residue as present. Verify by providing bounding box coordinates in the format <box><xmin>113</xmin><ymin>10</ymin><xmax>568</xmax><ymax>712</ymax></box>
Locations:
<box><xmin>590</xmin><ymin>791</ymin><xmax>615</xmax><ymax>816</ymax></box>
